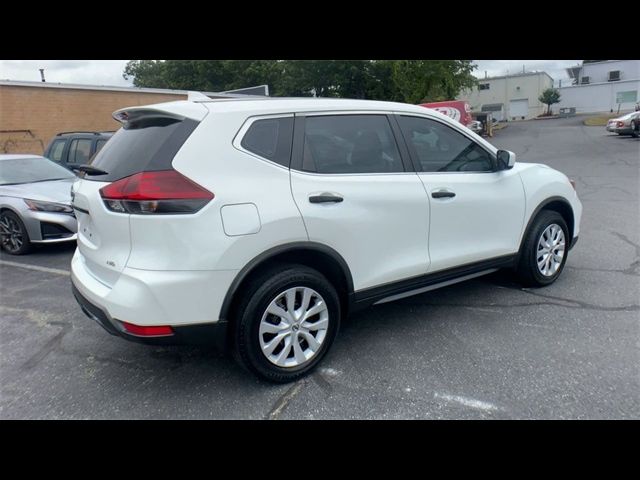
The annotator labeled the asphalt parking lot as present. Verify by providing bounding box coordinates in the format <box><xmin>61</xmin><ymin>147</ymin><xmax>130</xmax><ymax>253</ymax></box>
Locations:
<box><xmin>1</xmin><ymin>116</ymin><xmax>638</xmax><ymax>419</ymax></box>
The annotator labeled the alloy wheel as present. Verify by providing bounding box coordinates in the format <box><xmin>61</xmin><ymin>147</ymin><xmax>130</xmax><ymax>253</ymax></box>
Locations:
<box><xmin>536</xmin><ymin>223</ymin><xmax>566</xmax><ymax>277</ymax></box>
<box><xmin>259</xmin><ymin>286</ymin><xmax>329</xmax><ymax>368</ymax></box>
<box><xmin>0</xmin><ymin>214</ymin><xmax>24</xmax><ymax>253</ymax></box>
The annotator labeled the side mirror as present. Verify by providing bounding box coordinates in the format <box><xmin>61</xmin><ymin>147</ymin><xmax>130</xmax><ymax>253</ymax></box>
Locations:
<box><xmin>496</xmin><ymin>149</ymin><xmax>516</xmax><ymax>170</ymax></box>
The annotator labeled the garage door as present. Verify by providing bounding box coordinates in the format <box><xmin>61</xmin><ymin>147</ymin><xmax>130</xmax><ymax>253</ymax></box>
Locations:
<box><xmin>509</xmin><ymin>99</ymin><xmax>529</xmax><ymax>119</ymax></box>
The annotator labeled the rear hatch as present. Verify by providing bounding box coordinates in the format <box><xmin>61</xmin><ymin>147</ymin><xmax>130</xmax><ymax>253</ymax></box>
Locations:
<box><xmin>72</xmin><ymin>102</ymin><xmax>209</xmax><ymax>287</ymax></box>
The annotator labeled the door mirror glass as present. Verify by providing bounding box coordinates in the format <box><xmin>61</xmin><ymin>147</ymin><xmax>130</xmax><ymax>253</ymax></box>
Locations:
<box><xmin>496</xmin><ymin>149</ymin><xmax>516</xmax><ymax>170</ymax></box>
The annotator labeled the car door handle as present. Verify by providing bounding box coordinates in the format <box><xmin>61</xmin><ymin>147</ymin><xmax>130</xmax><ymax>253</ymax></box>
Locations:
<box><xmin>309</xmin><ymin>193</ymin><xmax>344</xmax><ymax>204</ymax></box>
<box><xmin>431</xmin><ymin>190</ymin><xmax>456</xmax><ymax>199</ymax></box>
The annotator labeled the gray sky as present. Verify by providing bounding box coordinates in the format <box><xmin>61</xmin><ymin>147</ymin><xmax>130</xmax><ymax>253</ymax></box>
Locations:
<box><xmin>0</xmin><ymin>60</ymin><xmax>581</xmax><ymax>88</ymax></box>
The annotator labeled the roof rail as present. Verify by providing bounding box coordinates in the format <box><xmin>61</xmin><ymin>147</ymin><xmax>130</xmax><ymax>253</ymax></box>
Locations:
<box><xmin>55</xmin><ymin>131</ymin><xmax>112</xmax><ymax>136</ymax></box>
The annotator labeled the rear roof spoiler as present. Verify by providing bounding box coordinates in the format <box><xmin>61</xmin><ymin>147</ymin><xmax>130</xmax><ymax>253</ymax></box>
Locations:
<box><xmin>187</xmin><ymin>91</ymin><xmax>212</xmax><ymax>102</ymax></box>
<box><xmin>113</xmin><ymin>101</ymin><xmax>209</xmax><ymax>124</ymax></box>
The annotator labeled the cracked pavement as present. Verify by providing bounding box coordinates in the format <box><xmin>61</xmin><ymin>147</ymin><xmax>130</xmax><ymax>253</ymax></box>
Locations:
<box><xmin>1</xmin><ymin>115</ymin><xmax>638</xmax><ymax>419</ymax></box>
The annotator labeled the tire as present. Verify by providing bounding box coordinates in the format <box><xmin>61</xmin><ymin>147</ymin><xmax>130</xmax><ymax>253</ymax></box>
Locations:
<box><xmin>0</xmin><ymin>210</ymin><xmax>32</xmax><ymax>255</ymax></box>
<box><xmin>515</xmin><ymin>210</ymin><xmax>569</xmax><ymax>288</ymax></box>
<box><xmin>631</xmin><ymin>121</ymin><xmax>639</xmax><ymax>138</ymax></box>
<box><xmin>233</xmin><ymin>264</ymin><xmax>341</xmax><ymax>383</ymax></box>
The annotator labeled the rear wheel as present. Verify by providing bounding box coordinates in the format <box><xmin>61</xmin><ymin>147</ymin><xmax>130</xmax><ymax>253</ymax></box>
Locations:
<box><xmin>515</xmin><ymin>210</ymin><xmax>569</xmax><ymax>287</ymax></box>
<box><xmin>631</xmin><ymin>120</ymin><xmax>639</xmax><ymax>138</ymax></box>
<box><xmin>0</xmin><ymin>211</ymin><xmax>31</xmax><ymax>255</ymax></box>
<box><xmin>233</xmin><ymin>264</ymin><xmax>340</xmax><ymax>383</ymax></box>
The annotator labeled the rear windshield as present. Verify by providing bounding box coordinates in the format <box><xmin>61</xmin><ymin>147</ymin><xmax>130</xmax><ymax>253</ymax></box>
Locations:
<box><xmin>0</xmin><ymin>157</ymin><xmax>75</xmax><ymax>185</ymax></box>
<box><xmin>86</xmin><ymin>116</ymin><xmax>199</xmax><ymax>182</ymax></box>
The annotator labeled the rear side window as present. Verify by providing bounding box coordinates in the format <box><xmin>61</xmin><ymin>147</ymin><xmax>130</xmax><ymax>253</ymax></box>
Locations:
<box><xmin>302</xmin><ymin>115</ymin><xmax>403</xmax><ymax>174</ymax></box>
<box><xmin>240</xmin><ymin>117</ymin><xmax>293</xmax><ymax>167</ymax></box>
<box><xmin>87</xmin><ymin>116</ymin><xmax>199</xmax><ymax>182</ymax></box>
<box><xmin>68</xmin><ymin>139</ymin><xmax>92</xmax><ymax>164</ymax></box>
<box><xmin>48</xmin><ymin>139</ymin><xmax>66</xmax><ymax>163</ymax></box>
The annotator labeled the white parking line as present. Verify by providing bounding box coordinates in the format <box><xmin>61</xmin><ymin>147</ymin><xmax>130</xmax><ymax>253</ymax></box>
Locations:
<box><xmin>434</xmin><ymin>392</ymin><xmax>500</xmax><ymax>412</ymax></box>
<box><xmin>0</xmin><ymin>259</ymin><xmax>70</xmax><ymax>277</ymax></box>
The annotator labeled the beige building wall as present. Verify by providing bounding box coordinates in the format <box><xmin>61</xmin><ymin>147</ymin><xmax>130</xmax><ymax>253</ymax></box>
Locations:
<box><xmin>457</xmin><ymin>73</ymin><xmax>554</xmax><ymax>120</ymax></box>
<box><xmin>0</xmin><ymin>85</ymin><xmax>186</xmax><ymax>154</ymax></box>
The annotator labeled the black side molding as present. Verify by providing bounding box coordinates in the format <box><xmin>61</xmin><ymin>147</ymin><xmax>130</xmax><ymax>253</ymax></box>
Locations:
<box><xmin>351</xmin><ymin>254</ymin><xmax>517</xmax><ymax>310</ymax></box>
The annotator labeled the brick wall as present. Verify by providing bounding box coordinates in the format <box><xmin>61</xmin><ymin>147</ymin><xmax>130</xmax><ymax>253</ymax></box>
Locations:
<box><xmin>0</xmin><ymin>85</ymin><xmax>187</xmax><ymax>155</ymax></box>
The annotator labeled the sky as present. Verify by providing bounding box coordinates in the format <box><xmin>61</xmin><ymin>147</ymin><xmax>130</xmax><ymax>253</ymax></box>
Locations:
<box><xmin>0</xmin><ymin>60</ymin><xmax>582</xmax><ymax>89</ymax></box>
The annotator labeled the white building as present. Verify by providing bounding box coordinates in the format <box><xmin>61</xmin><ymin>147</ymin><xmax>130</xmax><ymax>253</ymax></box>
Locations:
<box><xmin>558</xmin><ymin>60</ymin><xmax>639</xmax><ymax>113</ymax></box>
<box><xmin>456</xmin><ymin>71</ymin><xmax>553</xmax><ymax>121</ymax></box>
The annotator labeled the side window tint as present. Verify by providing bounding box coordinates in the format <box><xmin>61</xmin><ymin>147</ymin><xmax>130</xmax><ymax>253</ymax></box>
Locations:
<box><xmin>95</xmin><ymin>139</ymin><xmax>107</xmax><ymax>154</ymax></box>
<box><xmin>68</xmin><ymin>139</ymin><xmax>93</xmax><ymax>164</ymax></box>
<box><xmin>302</xmin><ymin>115</ymin><xmax>403</xmax><ymax>174</ymax></box>
<box><xmin>48</xmin><ymin>140</ymin><xmax>66</xmax><ymax>163</ymax></box>
<box><xmin>398</xmin><ymin>116</ymin><xmax>494</xmax><ymax>173</ymax></box>
<box><xmin>241</xmin><ymin>117</ymin><xmax>294</xmax><ymax>167</ymax></box>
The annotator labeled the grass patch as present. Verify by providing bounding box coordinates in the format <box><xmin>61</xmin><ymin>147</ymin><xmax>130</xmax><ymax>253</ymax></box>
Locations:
<box><xmin>583</xmin><ymin>113</ymin><xmax>620</xmax><ymax>126</ymax></box>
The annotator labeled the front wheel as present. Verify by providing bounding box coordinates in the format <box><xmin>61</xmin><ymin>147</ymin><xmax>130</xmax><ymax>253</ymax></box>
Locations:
<box><xmin>0</xmin><ymin>210</ymin><xmax>32</xmax><ymax>255</ymax></box>
<box><xmin>515</xmin><ymin>210</ymin><xmax>569</xmax><ymax>287</ymax></box>
<box><xmin>233</xmin><ymin>264</ymin><xmax>341</xmax><ymax>383</ymax></box>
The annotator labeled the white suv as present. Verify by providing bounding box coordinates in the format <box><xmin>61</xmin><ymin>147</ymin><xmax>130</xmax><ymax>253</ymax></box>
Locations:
<box><xmin>71</xmin><ymin>96</ymin><xmax>582</xmax><ymax>382</ymax></box>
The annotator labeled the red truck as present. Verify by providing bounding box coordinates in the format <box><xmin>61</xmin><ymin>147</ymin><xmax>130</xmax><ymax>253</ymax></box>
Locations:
<box><xmin>419</xmin><ymin>100</ymin><xmax>477</xmax><ymax>131</ymax></box>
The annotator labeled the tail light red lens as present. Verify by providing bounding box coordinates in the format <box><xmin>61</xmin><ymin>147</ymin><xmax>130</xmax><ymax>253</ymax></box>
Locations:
<box><xmin>121</xmin><ymin>321</ymin><xmax>174</xmax><ymax>337</ymax></box>
<box><xmin>617</xmin><ymin>121</ymin><xmax>624</xmax><ymax>127</ymax></box>
<box><xmin>100</xmin><ymin>170</ymin><xmax>214</xmax><ymax>214</ymax></box>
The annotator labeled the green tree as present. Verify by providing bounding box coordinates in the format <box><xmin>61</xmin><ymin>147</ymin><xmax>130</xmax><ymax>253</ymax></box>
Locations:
<box><xmin>390</xmin><ymin>60</ymin><xmax>477</xmax><ymax>103</ymax></box>
<box><xmin>123</xmin><ymin>60</ymin><xmax>478</xmax><ymax>103</ymax></box>
<box><xmin>538</xmin><ymin>88</ymin><xmax>561</xmax><ymax>115</ymax></box>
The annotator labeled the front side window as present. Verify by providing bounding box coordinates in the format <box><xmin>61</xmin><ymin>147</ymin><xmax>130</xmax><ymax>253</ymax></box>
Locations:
<box><xmin>68</xmin><ymin>139</ymin><xmax>92</xmax><ymax>164</ymax></box>
<box><xmin>302</xmin><ymin>115</ymin><xmax>403</xmax><ymax>174</ymax></box>
<box><xmin>397</xmin><ymin>116</ymin><xmax>494</xmax><ymax>173</ymax></box>
<box><xmin>241</xmin><ymin>117</ymin><xmax>293</xmax><ymax>167</ymax></box>
<box><xmin>48</xmin><ymin>140</ymin><xmax>66</xmax><ymax>163</ymax></box>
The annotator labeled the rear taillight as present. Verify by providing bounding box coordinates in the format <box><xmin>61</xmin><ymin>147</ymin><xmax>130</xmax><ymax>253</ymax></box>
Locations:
<box><xmin>100</xmin><ymin>170</ymin><xmax>214</xmax><ymax>214</ymax></box>
<box><xmin>617</xmin><ymin>121</ymin><xmax>625</xmax><ymax>127</ymax></box>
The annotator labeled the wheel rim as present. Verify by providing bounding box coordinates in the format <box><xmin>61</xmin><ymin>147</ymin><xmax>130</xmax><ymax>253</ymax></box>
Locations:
<box><xmin>536</xmin><ymin>223</ymin><xmax>566</xmax><ymax>277</ymax></box>
<box><xmin>0</xmin><ymin>215</ymin><xmax>24</xmax><ymax>253</ymax></box>
<box><xmin>259</xmin><ymin>286</ymin><xmax>329</xmax><ymax>368</ymax></box>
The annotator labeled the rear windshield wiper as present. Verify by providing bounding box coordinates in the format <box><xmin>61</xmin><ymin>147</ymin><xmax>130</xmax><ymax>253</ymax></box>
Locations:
<box><xmin>68</xmin><ymin>163</ymin><xmax>109</xmax><ymax>176</ymax></box>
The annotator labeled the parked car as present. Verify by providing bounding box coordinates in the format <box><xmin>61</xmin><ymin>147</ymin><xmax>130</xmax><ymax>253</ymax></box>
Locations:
<box><xmin>467</xmin><ymin>120</ymin><xmax>483</xmax><ymax>134</ymax></box>
<box><xmin>44</xmin><ymin>131</ymin><xmax>114</xmax><ymax>167</ymax></box>
<box><xmin>0</xmin><ymin>155</ymin><xmax>77</xmax><ymax>255</ymax></box>
<box><xmin>631</xmin><ymin>115</ymin><xmax>640</xmax><ymax>138</ymax></box>
<box><xmin>606</xmin><ymin>112</ymin><xmax>640</xmax><ymax>135</ymax></box>
<box><xmin>70</xmin><ymin>97</ymin><xmax>582</xmax><ymax>382</ymax></box>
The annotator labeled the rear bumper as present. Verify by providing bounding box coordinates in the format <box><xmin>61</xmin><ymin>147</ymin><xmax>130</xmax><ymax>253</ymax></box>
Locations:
<box><xmin>71</xmin><ymin>249</ymin><xmax>237</xmax><ymax>325</ymax></box>
<box><xmin>607</xmin><ymin>126</ymin><xmax>632</xmax><ymax>134</ymax></box>
<box><xmin>70</xmin><ymin>248</ymin><xmax>237</xmax><ymax>348</ymax></box>
<box><xmin>71</xmin><ymin>280</ymin><xmax>228</xmax><ymax>349</ymax></box>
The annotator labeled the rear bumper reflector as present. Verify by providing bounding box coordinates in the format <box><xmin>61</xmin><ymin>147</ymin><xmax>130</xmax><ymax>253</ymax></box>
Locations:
<box><xmin>121</xmin><ymin>321</ymin><xmax>174</xmax><ymax>337</ymax></box>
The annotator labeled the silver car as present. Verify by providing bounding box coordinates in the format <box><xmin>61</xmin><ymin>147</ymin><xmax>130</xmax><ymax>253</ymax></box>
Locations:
<box><xmin>606</xmin><ymin>112</ymin><xmax>640</xmax><ymax>135</ymax></box>
<box><xmin>0</xmin><ymin>154</ymin><xmax>77</xmax><ymax>255</ymax></box>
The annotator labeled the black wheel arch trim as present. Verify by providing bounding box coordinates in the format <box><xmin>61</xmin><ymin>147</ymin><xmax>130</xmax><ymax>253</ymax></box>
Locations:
<box><xmin>517</xmin><ymin>196</ymin><xmax>575</xmax><ymax>258</ymax></box>
<box><xmin>219</xmin><ymin>241</ymin><xmax>354</xmax><ymax>321</ymax></box>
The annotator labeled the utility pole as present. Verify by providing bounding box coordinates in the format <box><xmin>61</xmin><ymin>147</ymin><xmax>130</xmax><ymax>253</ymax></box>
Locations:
<box><xmin>39</xmin><ymin>69</ymin><xmax>45</xmax><ymax>82</ymax></box>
